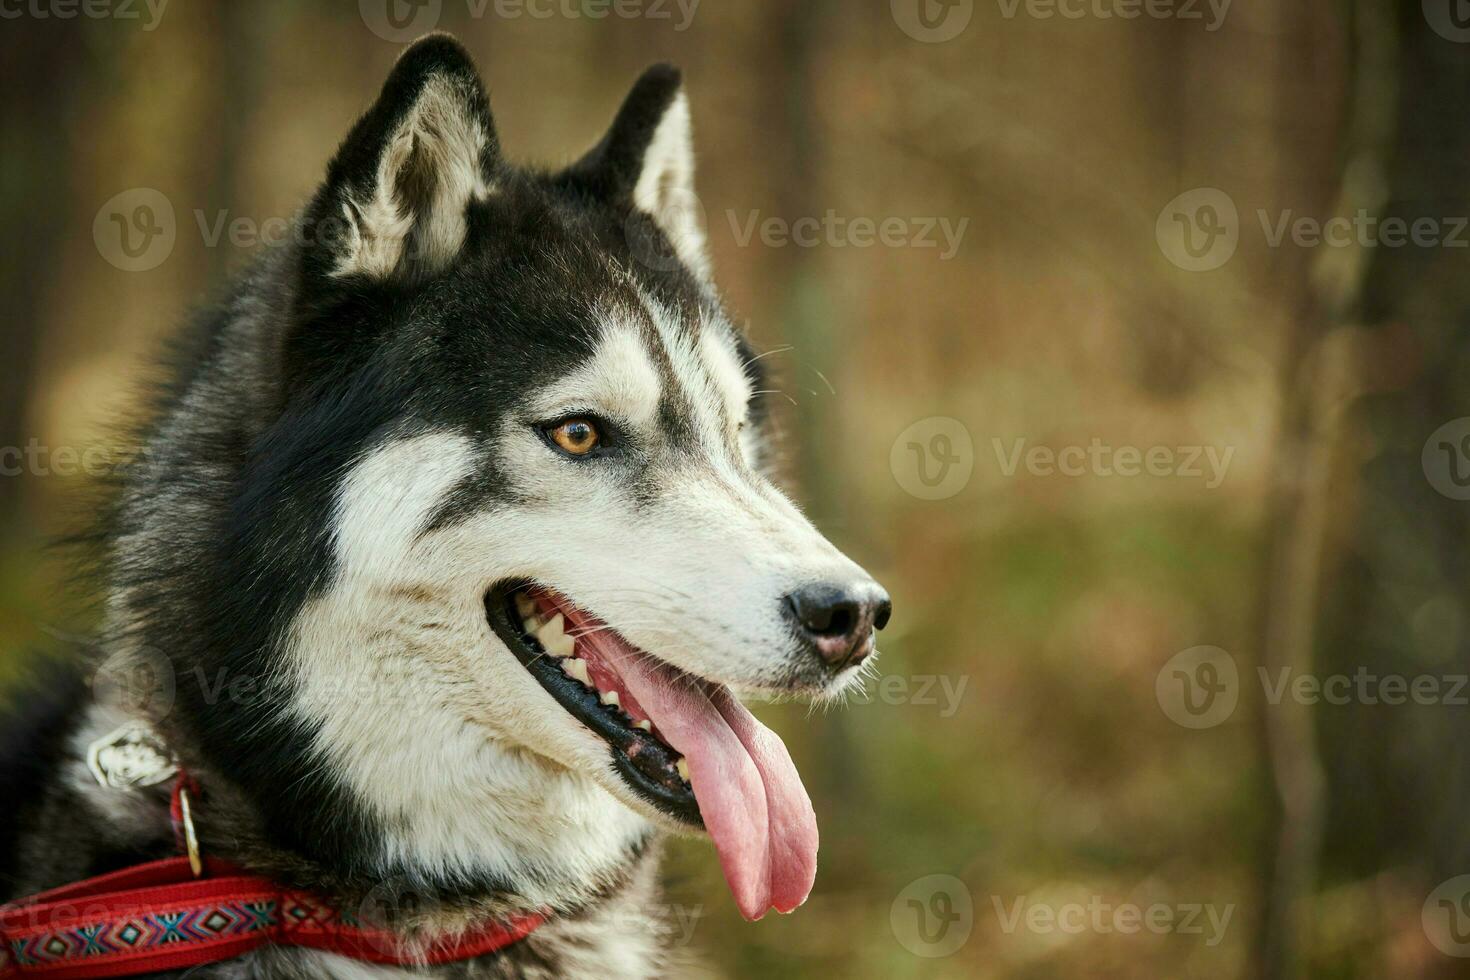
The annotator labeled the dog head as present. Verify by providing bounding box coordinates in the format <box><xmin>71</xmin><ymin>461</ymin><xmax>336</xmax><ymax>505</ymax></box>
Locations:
<box><xmin>132</xmin><ymin>35</ymin><xmax>888</xmax><ymax>919</ymax></box>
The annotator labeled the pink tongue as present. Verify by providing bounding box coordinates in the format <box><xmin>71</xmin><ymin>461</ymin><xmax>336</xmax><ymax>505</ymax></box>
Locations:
<box><xmin>578</xmin><ymin>629</ymin><xmax>818</xmax><ymax>920</ymax></box>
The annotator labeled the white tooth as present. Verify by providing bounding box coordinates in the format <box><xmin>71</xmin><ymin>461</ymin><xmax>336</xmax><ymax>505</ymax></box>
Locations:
<box><xmin>634</xmin><ymin>719</ymin><xmax>652</xmax><ymax>732</ymax></box>
<box><xmin>535</xmin><ymin>614</ymin><xmax>575</xmax><ymax>658</ymax></box>
<box><xmin>514</xmin><ymin>592</ymin><xmax>536</xmax><ymax>618</ymax></box>
<box><xmin>675</xmin><ymin>757</ymin><xmax>691</xmax><ymax>783</ymax></box>
<box><xmin>600</xmin><ymin>690</ymin><xmax>620</xmax><ymax>707</ymax></box>
<box><xmin>563</xmin><ymin>657</ymin><xmax>592</xmax><ymax>687</ymax></box>
<box><xmin>534</xmin><ymin>611</ymin><xmax>564</xmax><ymax>641</ymax></box>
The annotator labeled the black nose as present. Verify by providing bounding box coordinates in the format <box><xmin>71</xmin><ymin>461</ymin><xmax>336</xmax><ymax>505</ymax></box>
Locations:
<box><xmin>784</xmin><ymin>583</ymin><xmax>892</xmax><ymax>670</ymax></box>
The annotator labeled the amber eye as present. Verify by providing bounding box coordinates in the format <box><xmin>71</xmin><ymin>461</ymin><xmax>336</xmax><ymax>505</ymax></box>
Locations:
<box><xmin>546</xmin><ymin>417</ymin><xmax>601</xmax><ymax>456</ymax></box>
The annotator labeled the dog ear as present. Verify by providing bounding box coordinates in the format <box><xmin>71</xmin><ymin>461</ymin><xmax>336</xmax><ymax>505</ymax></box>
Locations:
<box><xmin>301</xmin><ymin>34</ymin><xmax>498</xmax><ymax>284</ymax></box>
<box><xmin>569</xmin><ymin>64</ymin><xmax>709</xmax><ymax>280</ymax></box>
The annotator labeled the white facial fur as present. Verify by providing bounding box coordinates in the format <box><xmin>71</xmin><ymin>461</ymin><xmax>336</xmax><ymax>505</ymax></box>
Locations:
<box><xmin>284</xmin><ymin>296</ymin><xmax>877</xmax><ymax>901</ymax></box>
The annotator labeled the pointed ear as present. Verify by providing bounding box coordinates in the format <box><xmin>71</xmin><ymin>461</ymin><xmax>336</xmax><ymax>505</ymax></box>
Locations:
<box><xmin>570</xmin><ymin>64</ymin><xmax>709</xmax><ymax>280</ymax></box>
<box><xmin>302</xmin><ymin>34</ymin><xmax>498</xmax><ymax>284</ymax></box>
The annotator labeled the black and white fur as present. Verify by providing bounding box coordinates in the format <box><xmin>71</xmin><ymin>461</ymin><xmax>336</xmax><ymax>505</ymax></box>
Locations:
<box><xmin>0</xmin><ymin>36</ymin><xmax>884</xmax><ymax>979</ymax></box>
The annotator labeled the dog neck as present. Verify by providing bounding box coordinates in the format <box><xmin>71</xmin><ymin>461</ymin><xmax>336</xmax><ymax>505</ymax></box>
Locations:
<box><xmin>68</xmin><ymin>689</ymin><xmax>656</xmax><ymax>924</ymax></box>
<box><xmin>19</xmin><ymin>697</ymin><xmax>680</xmax><ymax>979</ymax></box>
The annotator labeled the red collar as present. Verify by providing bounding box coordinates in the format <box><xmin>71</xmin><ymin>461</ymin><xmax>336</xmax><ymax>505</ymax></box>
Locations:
<box><xmin>0</xmin><ymin>776</ymin><xmax>543</xmax><ymax>978</ymax></box>
<box><xmin>0</xmin><ymin>857</ymin><xmax>544</xmax><ymax>979</ymax></box>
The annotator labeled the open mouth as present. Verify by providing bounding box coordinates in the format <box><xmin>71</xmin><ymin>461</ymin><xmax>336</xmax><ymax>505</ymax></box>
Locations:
<box><xmin>484</xmin><ymin>581</ymin><xmax>818</xmax><ymax>920</ymax></box>
<box><xmin>485</xmin><ymin>582</ymin><xmax>699</xmax><ymax>823</ymax></box>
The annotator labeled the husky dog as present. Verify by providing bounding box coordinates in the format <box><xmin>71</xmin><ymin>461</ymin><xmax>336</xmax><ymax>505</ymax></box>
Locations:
<box><xmin>0</xmin><ymin>35</ymin><xmax>889</xmax><ymax>979</ymax></box>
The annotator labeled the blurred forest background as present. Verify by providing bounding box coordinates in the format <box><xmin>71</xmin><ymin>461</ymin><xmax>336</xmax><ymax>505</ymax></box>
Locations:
<box><xmin>5</xmin><ymin>0</ymin><xmax>1470</xmax><ymax>977</ymax></box>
